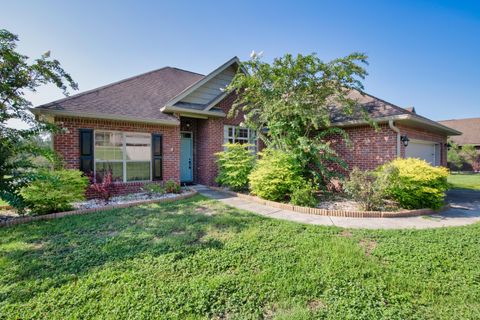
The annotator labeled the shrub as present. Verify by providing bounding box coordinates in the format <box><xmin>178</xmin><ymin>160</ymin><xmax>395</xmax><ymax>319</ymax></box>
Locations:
<box><xmin>290</xmin><ymin>180</ymin><xmax>318</xmax><ymax>207</ymax></box>
<box><xmin>20</xmin><ymin>169</ymin><xmax>89</xmax><ymax>215</ymax></box>
<box><xmin>344</xmin><ymin>167</ymin><xmax>390</xmax><ymax>211</ymax></box>
<box><xmin>379</xmin><ymin>158</ymin><xmax>449</xmax><ymax>209</ymax></box>
<box><xmin>165</xmin><ymin>180</ymin><xmax>181</xmax><ymax>194</ymax></box>
<box><xmin>248</xmin><ymin>148</ymin><xmax>304</xmax><ymax>201</ymax></box>
<box><xmin>89</xmin><ymin>170</ymin><xmax>117</xmax><ymax>203</ymax></box>
<box><xmin>215</xmin><ymin>143</ymin><xmax>256</xmax><ymax>191</ymax></box>
<box><xmin>142</xmin><ymin>183</ymin><xmax>166</xmax><ymax>195</ymax></box>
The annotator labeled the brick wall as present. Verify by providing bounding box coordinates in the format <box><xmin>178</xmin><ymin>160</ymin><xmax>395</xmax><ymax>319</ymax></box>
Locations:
<box><xmin>54</xmin><ymin>116</ymin><xmax>180</xmax><ymax>197</ymax></box>
<box><xmin>397</xmin><ymin>124</ymin><xmax>448</xmax><ymax>166</ymax></box>
<box><xmin>329</xmin><ymin>123</ymin><xmax>448</xmax><ymax>171</ymax></box>
<box><xmin>196</xmin><ymin>92</ymin><xmax>244</xmax><ymax>185</ymax></box>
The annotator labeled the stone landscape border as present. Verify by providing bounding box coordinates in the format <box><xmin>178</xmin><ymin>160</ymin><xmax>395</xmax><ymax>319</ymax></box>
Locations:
<box><xmin>0</xmin><ymin>190</ymin><xmax>198</xmax><ymax>228</ymax></box>
<box><xmin>209</xmin><ymin>187</ymin><xmax>448</xmax><ymax>218</ymax></box>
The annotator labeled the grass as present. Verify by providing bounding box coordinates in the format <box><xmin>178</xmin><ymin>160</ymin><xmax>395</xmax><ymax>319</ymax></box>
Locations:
<box><xmin>0</xmin><ymin>195</ymin><xmax>479</xmax><ymax>319</ymax></box>
<box><xmin>0</xmin><ymin>199</ymin><xmax>8</xmax><ymax>206</ymax></box>
<box><xmin>448</xmin><ymin>173</ymin><xmax>480</xmax><ymax>190</ymax></box>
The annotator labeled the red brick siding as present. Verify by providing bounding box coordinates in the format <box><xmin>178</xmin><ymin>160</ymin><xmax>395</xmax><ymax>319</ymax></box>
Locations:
<box><xmin>195</xmin><ymin>92</ymin><xmax>245</xmax><ymax>185</ymax></box>
<box><xmin>54</xmin><ymin>116</ymin><xmax>180</xmax><ymax>197</ymax></box>
<box><xmin>330</xmin><ymin>123</ymin><xmax>448</xmax><ymax>171</ymax></box>
<box><xmin>397</xmin><ymin>124</ymin><xmax>447</xmax><ymax>166</ymax></box>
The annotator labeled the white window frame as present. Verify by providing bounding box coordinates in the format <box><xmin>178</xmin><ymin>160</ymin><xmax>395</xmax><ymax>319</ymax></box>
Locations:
<box><xmin>94</xmin><ymin>130</ymin><xmax>152</xmax><ymax>183</ymax></box>
<box><xmin>223</xmin><ymin>125</ymin><xmax>258</xmax><ymax>152</ymax></box>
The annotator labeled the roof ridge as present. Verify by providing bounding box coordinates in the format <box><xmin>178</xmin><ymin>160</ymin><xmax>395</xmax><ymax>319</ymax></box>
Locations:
<box><xmin>35</xmin><ymin>66</ymin><xmax>202</xmax><ymax>109</ymax></box>
<box><xmin>438</xmin><ymin>117</ymin><xmax>480</xmax><ymax>122</ymax></box>
<box><xmin>169</xmin><ymin>67</ymin><xmax>204</xmax><ymax>77</ymax></box>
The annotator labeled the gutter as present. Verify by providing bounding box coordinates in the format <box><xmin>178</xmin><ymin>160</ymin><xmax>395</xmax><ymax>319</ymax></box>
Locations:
<box><xmin>388</xmin><ymin>119</ymin><xmax>401</xmax><ymax>158</ymax></box>
<box><xmin>161</xmin><ymin>105</ymin><xmax>226</xmax><ymax>118</ymax></box>
<box><xmin>29</xmin><ymin>108</ymin><xmax>180</xmax><ymax>126</ymax></box>
<box><xmin>333</xmin><ymin>114</ymin><xmax>462</xmax><ymax>136</ymax></box>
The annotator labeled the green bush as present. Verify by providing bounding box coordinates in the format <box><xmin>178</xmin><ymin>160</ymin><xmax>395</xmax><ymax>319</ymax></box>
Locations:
<box><xmin>290</xmin><ymin>180</ymin><xmax>318</xmax><ymax>207</ymax></box>
<box><xmin>142</xmin><ymin>183</ymin><xmax>166</xmax><ymax>195</ymax></box>
<box><xmin>379</xmin><ymin>158</ymin><xmax>449</xmax><ymax>209</ymax></box>
<box><xmin>165</xmin><ymin>180</ymin><xmax>181</xmax><ymax>194</ymax></box>
<box><xmin>215</xmin><ymin>143</ymin><xmax>256</xmax><ymax>191</ymax></box>
<box><xmin>344</xmin><ymin>167</ymin><xmax>390</xmax><ymax>211</ymax></box>
<box><xmin>20</xmin><ymin>169</ymin><xmax>89</xmax><ymax>215</ymax></box>
<box><xmin>248</xmin><ymin>148</ymin><xmax>304</xmax><ymax>201</ymax></box>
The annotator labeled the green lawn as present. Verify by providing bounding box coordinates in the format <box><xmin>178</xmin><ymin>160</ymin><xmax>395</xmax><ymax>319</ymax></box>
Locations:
<box><xmin>1</xmin><ymin>195</ymin><xmax>479</xmax><ymax>319</ymax></box>
<box><xmin>448</xmin><ymin>173</ymin><xmax>480</xmax><ymax>190</ymax></box>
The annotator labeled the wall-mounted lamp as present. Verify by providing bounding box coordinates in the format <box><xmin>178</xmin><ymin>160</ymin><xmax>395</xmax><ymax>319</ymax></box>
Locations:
<box><xmin>400</xmin><ymin>135</ymin><xmax>410</xmax><ymax>147</ymax></box>
<box><xmin>445</xmin><ymin>142</ymin><xmax>452</xmax><ymax>151</ymax></box>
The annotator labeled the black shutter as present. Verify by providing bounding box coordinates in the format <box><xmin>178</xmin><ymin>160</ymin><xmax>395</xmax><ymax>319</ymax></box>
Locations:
<box><xmin>79</xmin><ymin>129</ymin><xmax>94</xmax><ymax>174</ymax></box>
<box><xmin>152</xmin><ymin>133</ymin><xmax>163</xmax><ymax>181</ymax></box>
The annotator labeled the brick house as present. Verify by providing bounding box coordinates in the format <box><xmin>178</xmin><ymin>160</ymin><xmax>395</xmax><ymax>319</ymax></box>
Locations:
<box><xmin>438</xmin><ymin>117</ymin><xmax>480</xmax><ymax>171</ymax></box>
<box><xmin>32</xmin><ymin>57</ymin><xmax>461</xmax><ymax>195</ymax></box>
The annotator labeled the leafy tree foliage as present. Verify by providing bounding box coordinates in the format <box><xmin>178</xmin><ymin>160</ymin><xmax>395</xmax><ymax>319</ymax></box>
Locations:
<box><xmin>461</xmin><ymin>145</ymin><xmax>480</xmax><ymax>172</ymax></box>
<box><xmin>226</xmin><ymin>52</ymin><xmax>368</xmax><ymax>185</ymax></box>
<box><xmin>0</xmin><ymin>29</ymin><xmax>77</xmax><ymax>210</ymax></box>
<box><xmin>448</xmin><ymin>142</ymin><xmax>480</xmax><ymax>172</ymax></box>
<box><xmin>447</xmin><ymin>141</ymin><xmax>464</xmax><ymax>169</ymax></box>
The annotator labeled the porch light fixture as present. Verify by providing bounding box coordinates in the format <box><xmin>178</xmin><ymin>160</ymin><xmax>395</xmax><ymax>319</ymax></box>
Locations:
<box><xmin>400</xmin><ymin>135</ymin><xmax>410</xmax><ymax>147</ymax></box>
<box><xmin>445</xmin><ymin>142</ymin><xmax>452</xmax><ymax>151</ymax></box>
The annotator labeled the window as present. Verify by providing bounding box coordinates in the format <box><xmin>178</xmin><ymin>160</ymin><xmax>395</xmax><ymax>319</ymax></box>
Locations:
<box><xmin>224</xmin><ymin>125</ymin><xmax>258</xmax><ymax>152</ymax></box>
<box><xmin>94</xmin><ymin>131</ymin><xmax>151</xmax><ymax>182</ymax></box>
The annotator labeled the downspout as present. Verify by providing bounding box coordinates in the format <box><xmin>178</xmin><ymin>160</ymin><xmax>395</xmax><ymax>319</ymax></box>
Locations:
<box><xmin>388</xmin><ymin>119</ymin><xmax>401</xmax><ymax>158</ymax></box>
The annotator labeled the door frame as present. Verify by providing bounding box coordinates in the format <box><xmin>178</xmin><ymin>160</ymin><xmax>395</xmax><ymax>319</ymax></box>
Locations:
<box><xmin>180</xmin><ymin>131</ymin><xmax>194</xmax><ymax>183</ymax></box>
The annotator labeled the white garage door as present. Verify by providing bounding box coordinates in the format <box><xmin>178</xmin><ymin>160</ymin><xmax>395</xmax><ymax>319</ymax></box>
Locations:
<box><xmin>405</xmin><ymin>140</ymin><xmax>440</xmax><ymax>166</ymax></box>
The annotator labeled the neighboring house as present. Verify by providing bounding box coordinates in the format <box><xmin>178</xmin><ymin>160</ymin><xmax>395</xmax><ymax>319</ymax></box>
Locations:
<box><xmin>438</xmin><ymin>118</ymin><xmax>480</xmax><ymax>149</ymax></box>
<box><xmin>32</xmin><ymin>57</ymin><xmax>461</xmax><ymax>196</ymax></box>
<box><xmin>438</xmin><ymin>117</ymin><xmax>480</xmax><ymax>170</ymax></box>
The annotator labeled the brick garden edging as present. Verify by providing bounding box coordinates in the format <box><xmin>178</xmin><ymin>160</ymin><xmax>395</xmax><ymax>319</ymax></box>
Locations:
<box><xmin>0</xmin><ymin>190</ymin><xmax>198</xmax><ymax>228</ymax></box>
<box><xmin>209</xmin><ymin>187</ymin><xmax>448</xmax><ymax>218</ymax></box>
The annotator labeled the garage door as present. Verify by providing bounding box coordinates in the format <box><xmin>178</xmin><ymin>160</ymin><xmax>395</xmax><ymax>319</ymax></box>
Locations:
<box><xmin>405</xmin><ymin>140</ymin><xmax>440</xmax><ymax>166</ymax></box>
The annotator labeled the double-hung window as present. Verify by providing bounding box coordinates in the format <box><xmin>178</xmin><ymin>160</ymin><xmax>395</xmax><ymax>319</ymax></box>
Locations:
<box><xmin>94</xmin><ymin>131</ymin><xmax>151</xmax><ymax>182</ymax></box>
<box><xmin>224</xmin><ymin>125</ymin><xmax>258</xmax><ymax>152</ymax></box>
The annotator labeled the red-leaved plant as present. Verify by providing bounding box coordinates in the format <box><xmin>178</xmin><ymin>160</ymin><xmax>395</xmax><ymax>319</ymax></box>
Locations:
<box><xmin>88</xmin><ymin>170</ymin><xmax>117</xmax><ymax>203</ymax></box>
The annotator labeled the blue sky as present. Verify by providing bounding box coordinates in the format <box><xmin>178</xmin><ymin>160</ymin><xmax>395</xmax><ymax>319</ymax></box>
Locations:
<box><xmin>2</xmin><ymin>0</ymin><xmax>479</xmax><ymax>127</ymax></box>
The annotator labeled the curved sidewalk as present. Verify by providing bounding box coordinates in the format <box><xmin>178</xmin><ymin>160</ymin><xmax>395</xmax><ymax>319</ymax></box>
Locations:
<box><xmin>193</xmin><ymin>186</ymin><xmax>480</xmax><ymax>229</ymax></box>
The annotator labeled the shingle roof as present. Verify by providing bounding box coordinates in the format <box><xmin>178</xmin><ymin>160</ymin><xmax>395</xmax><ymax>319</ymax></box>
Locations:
<box><xmin>330</xmin><ymin>90</ymin><xmax>461</xmax><ymax>135</ymax></box>
<box><xmin>438</xmin><ymin>118</ymin><xmax>480</xmax><ymax>145</ymax></box>
<box><xmin>330</xmin><ymin>90</ymin><xmax>410</xmax><ymax>123</ymax></box>
<box><xmin>34</xmin><ymin>67</ymin><xmax>204</xmax><ymax>122</ymax></box>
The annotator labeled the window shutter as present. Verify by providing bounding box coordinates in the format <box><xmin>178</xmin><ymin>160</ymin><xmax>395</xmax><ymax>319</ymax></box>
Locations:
<box><xmin>152</xmin><ymin>133</ymin><xmax>163</xmax><ymax>181</ymax></box>
<box><xmin>79</xmin><ymin>129</ymin><xmax>94</xmax><ymax>174</ymax></box>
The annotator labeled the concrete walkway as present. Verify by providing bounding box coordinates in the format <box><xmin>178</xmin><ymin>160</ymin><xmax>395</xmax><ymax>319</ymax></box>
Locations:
<box><xmin>192</xmin><ymin>185</ymin><xmax>480</xmax><ymax>229</ymax></box>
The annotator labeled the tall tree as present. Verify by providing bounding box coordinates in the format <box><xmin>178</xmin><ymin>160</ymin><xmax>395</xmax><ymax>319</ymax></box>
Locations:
<box><xmin>226</xmin><ymin>52</ymin><xmax>368</xmax><ymax>184</ymax></box>
<box><xmin>0</xmin><ymin>29</ymin><xmax>77</xmax><ymax>209</ymax></box>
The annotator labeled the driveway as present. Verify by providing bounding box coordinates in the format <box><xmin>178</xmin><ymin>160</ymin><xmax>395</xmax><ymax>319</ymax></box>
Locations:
<box><xmin>193</xmin><ymin>185</ymin><xmax>480</xmax><ymax>229</ymax></box>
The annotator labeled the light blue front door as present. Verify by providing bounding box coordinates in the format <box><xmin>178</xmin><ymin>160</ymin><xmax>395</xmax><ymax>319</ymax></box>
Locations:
<box><xmin>180</xmin><ymin>132</ymin><xmax>193</xmax><ymax>182</ymax></box>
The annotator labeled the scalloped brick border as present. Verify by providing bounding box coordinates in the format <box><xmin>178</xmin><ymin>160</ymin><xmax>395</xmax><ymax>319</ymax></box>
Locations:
<box><xmin>209</xmin><ymin>187</ymin><xmax>448</xmax><ymax>218</ymax></box>
<box><xmin>0</xmin><ymin>190</ymin><xmax>198</xmax><ymax>228</ymax></box>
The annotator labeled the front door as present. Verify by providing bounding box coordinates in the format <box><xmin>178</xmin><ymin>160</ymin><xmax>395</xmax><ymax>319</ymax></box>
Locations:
<box><xmin>180</xmin><ymin>132</ymin><xmax>193</xmax><ymax>182</ymax></box>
